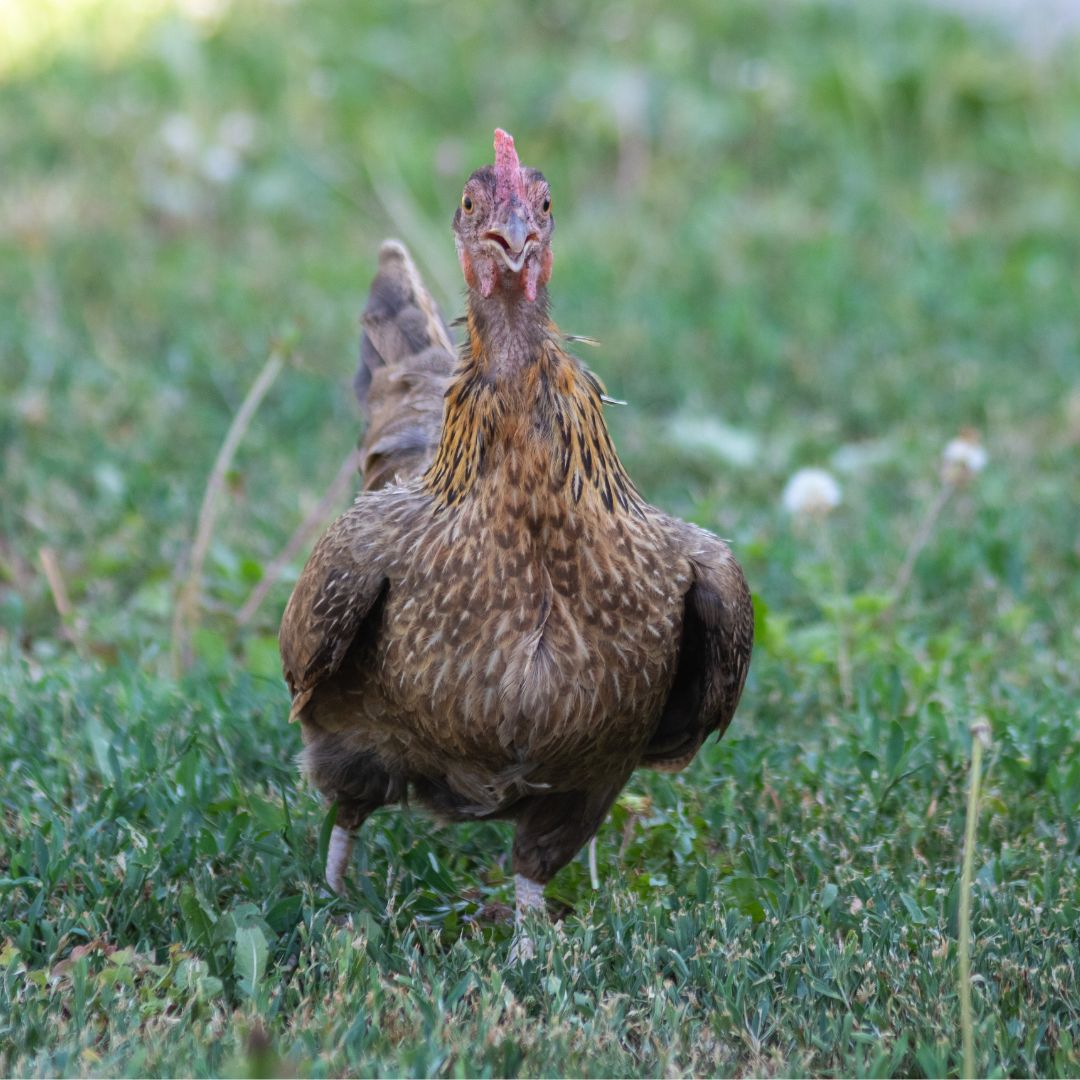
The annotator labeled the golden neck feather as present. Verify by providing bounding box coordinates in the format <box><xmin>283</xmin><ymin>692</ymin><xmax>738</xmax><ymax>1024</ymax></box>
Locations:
<box><xmin>424</xmin><ymin>309</ymin><xmax>642</xmax><ymax>516</ymax></box>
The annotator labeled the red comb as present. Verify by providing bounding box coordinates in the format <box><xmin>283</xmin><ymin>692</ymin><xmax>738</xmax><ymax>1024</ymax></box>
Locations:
<box><xmin>493</xmin><ymin>128</ymin><xmax>525</xmax><ymax>201</ymax></box>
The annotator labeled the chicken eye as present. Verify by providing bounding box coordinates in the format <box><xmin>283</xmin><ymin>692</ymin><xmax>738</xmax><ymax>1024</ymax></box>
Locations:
<box><xmin>462</xmin><ymin>193</ymin><xmax>474</xmax><ymax>213</ymax></box>
<box><xmin>541</xmin><ymin>195</ymin><xmax>551</xmax><ymax>214</ymax></box>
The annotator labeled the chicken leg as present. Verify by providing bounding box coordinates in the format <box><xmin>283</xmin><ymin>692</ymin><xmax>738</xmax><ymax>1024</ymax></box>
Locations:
<box><xmin>507</xmin><ymin>785</ymin><xmax>623</xmax><ymax>962</ymax></box>
<box><xmin>326</xmin><ymin>825</ymin><xmax>356</xmax><ymax>895</ymax></box>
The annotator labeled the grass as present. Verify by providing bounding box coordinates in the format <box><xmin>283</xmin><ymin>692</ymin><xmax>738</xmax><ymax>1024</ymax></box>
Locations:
<box><xmin>2</xmin><ymin>0</ymin><xmax>1080</xmax><ymax>1074</ymax></box>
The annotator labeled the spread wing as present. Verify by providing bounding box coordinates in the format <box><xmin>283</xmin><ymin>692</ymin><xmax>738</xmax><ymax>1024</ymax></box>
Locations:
<box><xmin>644</xmin><ymin>524</ymin><xmax>753</xmax><ymax>771</ymax></box>
<box><xmin>279</xmin><ymin>507</ymin><xmax>389</xmax><ymax>723</ymax></box>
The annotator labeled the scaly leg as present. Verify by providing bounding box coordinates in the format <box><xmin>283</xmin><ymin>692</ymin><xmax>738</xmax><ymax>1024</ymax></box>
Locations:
<box><xmin>509</xmin><ymin>873</ymin><xmax>546</xmax><ymax>963</ymax></box>
<box><xmin>304</xmin><ymin>739</ymin><xmax>401</xmax><ymax>895</ymax></box>
<box><xmin>326</xmin><ymin>824</ymin><xmax>356</xmax><ymax>895</ymax></box>
<box><xmin>321</xmin><ymin>795</ymin><xmax>388</xmax><ymax>894</ymax></box>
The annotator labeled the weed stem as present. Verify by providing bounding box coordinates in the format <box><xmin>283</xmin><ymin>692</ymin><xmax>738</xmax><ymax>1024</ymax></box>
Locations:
<box><xmin>892</xmin><ymin>480</ymin><xmax>953</xmax><ymax>609</ymax></box>
<box><xmin>171</xmin><ymin>346</ymin><xmax>285</xmax><ymax>674</ymax></box>
<box><xmin>959</xmin><ymin>719</ymin><xmax>990</xmax><ymax>1079</ymax></box>
<box><xmin>38</xmin><ymin>546</ymin><xmax>85</xmax><ymax>656</ymax></box>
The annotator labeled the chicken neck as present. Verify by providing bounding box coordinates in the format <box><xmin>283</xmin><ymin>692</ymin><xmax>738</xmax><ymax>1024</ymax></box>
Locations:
<box><xmin>463</xmin><ymin>283</ymin><xmax>553</xmax><ymax>379</ymax></box>
<box><xmin>423</xmin><ymin>283</ymin><xmax>642</xmax><ymax>517</ymax></box>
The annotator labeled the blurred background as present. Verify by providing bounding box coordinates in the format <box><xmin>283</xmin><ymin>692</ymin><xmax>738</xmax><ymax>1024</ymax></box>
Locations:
<box><xmin>1</xmin><ymin>0</ymin><xmax>1078</xmax><ymax>668</ymax></box>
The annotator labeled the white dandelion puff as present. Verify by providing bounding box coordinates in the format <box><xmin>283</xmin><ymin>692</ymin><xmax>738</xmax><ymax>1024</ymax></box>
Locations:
<box><xmin>942</xmin><ymin>431</ymin><xmax>988</xmax><ymax>486</ymax></box>
<box><xmin>782</xmin><ymin>467</ymin><xmax>842</xmax><ymax>518</ymax></box>
<box><xmin>159</xmin><ymin>113</ymin><xmax>201</xmax><ymax>162</ymax></box>
<box><xmin>201</xmin><ymin>143</ymin><xmax>242</xmax><ymax>185</ymax></box>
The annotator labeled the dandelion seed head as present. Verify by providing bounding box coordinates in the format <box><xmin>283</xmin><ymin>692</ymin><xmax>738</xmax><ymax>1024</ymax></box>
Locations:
<box><xmin>782</xmin><ymin>467</ymin><xmax>842</xmax><ymax>518</ymax></box>
<box><xmin>942</xmin><ymin>430</ymin><xmax>988</xmax><ymax>486</ymax></box>
<box><xmin>201</xmin><ymin>144</ymin><xmax>241</xmax><ymax>185</ymax></box>
<box><xmin>159</xmin><ymin>113</ymin><xmax>201</xmax><ymax>161</ymax></box>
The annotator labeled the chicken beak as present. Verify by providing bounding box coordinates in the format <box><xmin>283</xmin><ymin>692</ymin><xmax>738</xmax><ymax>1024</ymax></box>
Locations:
<box><xmin>483</xmin><ymin>207</ymin><xmax>537</xmax><ymax>274</ymax></box>
<box><xmin>493</xmin><ymin>210</ymin><xmax>529</xmax><ymax>255</ymax></box>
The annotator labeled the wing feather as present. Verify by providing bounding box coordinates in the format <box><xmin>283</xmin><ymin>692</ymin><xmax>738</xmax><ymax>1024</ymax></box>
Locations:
<box><xmin>645</xmin><ymin>524</ymin><xmax>753</xmax><ymax>770</ymax></box>
<box><xmin>279</xmin><ymin>509</ymin><xmax>389</xmax><ymax>720</ymax></box>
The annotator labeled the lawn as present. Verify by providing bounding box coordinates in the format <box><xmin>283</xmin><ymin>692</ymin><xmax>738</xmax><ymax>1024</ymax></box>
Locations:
<box><xmin>2</xmin><ymin>0</ymin><xmax>1080</xmax><ymax>1075</ymax></box>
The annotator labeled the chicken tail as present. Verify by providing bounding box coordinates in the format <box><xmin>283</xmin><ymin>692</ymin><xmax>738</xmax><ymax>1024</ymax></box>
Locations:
<box><xmin>355</xmin><ymin>240</ymin><xmax>457</xmax><ymax>491</ymax></box>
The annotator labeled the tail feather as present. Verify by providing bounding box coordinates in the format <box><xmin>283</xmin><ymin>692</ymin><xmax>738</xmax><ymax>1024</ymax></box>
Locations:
<box><xmin>356</xmin><ymin>240</ymin><xmax>457</xmax><ymax>491</ymax></box>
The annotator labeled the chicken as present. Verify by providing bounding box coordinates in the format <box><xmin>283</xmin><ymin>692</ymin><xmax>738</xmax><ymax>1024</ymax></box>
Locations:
<box><xmin>279</xmin><ymin>129</ymin><xmax>753</xmax><ymax>956</ymax></box>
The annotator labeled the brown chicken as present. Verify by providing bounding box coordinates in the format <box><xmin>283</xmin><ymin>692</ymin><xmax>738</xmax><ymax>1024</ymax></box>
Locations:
<box><xmin>280</xmin><ymin>129</ymin><xmax>752</xmax><ymax>956</ymax></box>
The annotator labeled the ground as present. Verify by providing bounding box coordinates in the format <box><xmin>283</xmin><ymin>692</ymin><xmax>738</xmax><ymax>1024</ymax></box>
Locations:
<box><xmin>1</xmin><ymin>1</ymin><xmax>1079</xmax><ymax>1075</ymax></box>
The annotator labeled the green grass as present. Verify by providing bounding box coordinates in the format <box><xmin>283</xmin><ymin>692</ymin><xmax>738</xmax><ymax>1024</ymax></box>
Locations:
<box><xmin>2</xmin><ymin>0</ymin><xmax>1080</xmax><ymax>1075</ymax></box>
